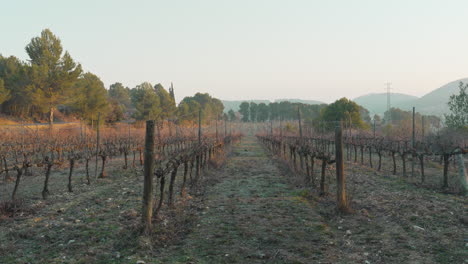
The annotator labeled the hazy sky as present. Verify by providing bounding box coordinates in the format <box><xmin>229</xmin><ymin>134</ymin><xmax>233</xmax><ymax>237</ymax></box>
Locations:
<box><xmin>2</xmin><ymin>0</ymin><xmax>468</xmax><ymax>103</ymax></box>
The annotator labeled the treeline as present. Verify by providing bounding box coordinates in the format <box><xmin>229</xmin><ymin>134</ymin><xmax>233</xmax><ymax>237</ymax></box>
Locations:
<box><xmin>237</xmin><ymin>97</ymin><xmax>450</xmax><ymax>134</ymax></box>
<box><xmin>380</xmin><ymin>107</ymin><xmax>442</xmax><ymax>136</ymax></box>
<box><xmin>238</xmin><ymin>101</ymin><xmax>327</xmax><ymax>123</ymax></box>
<box><xmin>0</xmin><ymin>29</ymin><xmax>223</xmax><ymax>125</ymax></box>
<box><xmin>238</xmin><ymin>98</ymin><xmax>371</xmax><ymax>128</ymax></box>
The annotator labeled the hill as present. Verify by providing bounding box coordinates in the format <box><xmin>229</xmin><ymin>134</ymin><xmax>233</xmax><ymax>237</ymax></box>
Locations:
<box><xmin>223</xmin><ymin>78</ymin><xmax>468</xmax><ymax>116</ymax></box>
<box><xmin>354</xmin><ymin>78</ymin><xmax>468</xmax><ymax>116</ymax></box>
<box><xmin>353</xmin><ymin>93</ymin><xmax>418</xmax><ymax>115</ymax></box>
<box><xmin>408</xmin><ymin>78</ymin><xmax>468</xmax><ymax>115</ymax></box>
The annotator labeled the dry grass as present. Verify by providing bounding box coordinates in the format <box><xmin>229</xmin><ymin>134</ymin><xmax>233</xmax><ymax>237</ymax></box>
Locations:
<box><xmin>0</xmin><ymin>117</ymin><xmax>18</xmax><ymax>125</ymax></box>
<box><xmin>0</xmin><ymin>137</ymin><xmax>466</xmax><ymax>263</ymax></box>
<box><xmin>274</xmin><ymin>146</ymin><xmax>467</xmax><ymax>263</ymax></box>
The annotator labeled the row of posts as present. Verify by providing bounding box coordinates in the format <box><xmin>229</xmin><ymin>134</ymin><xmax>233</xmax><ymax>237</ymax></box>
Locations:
<box><xmin>296</xmin><ymin>108</ymin><xmax>347</xmax><ymax>211</ymax></box>
<box><xmin>141</xmin><ymin>110</ymin><xmax>235</xmax><ymax>231</ymax></box>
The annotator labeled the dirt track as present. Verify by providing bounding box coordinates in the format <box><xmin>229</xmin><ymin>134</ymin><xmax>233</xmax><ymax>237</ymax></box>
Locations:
<box><xmin>155</xmin><ymin>137</ymin><xmax>336</xmax><ymax>263</ymax></box>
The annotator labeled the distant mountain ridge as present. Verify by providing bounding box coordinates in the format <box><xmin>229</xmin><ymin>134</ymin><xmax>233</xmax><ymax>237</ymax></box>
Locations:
<box><xmin>222</xmin><ymin>100</ymin><xmax>270</xmax><ymax>113</ymax></box>
<box><xmin>274</xmin><ymin>99</ymin><xmax>325</xmax><ymax>105</ymax></box>
<box><xmin>353</xmin><ymin>93</ymin><xmax>418</xmax><ymax>115</ymax></box>
<box><xmin>353</xmin><ymin>78</ymin><xmax>468</xmax><ymax>116</ymax></box>
<box><xmin>222</xmin><ymin>78</ymin><xmax>468</xmax><ymax>116</ymax></box>
<box><xmin>409</xmin><ymin>78</ymin><xmax>468</xmax><ymax>115</ymax></box>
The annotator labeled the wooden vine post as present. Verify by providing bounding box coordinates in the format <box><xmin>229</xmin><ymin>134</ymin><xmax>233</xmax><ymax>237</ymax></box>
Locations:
<box><xmin>457</xmin><ymin>153</ymin><xmax>468</xmax><ymax>194</ymax></box>
<box><xmin>195</xmin><ymin>109</ymin><xmax>202</xmax><ymax>181</ymax></box>
<box><xmin>94</xmin><ymin>112</ymin><xmax>101</xmax><ymax>179</ymax></box>
<box><xmin>373</xmin><ymin>119</ymin><xmax>376</xmax><ymax>138</ymax></box>
<box><xmin>216</xmin><ymin>117</ymin><xmax>218</xmax><ymax>141</ymax></box>
<box><xmin>298</xmin><ymin>107</ymin><xmax>303</xmax><ymax>139</ymax></box>
<box><xmin>224</xmin><ymin>117</ymin><xmax>227</xmax><ymax>138</ymax></box>
<box><xmin>198</xmin><ymin>109</ymin><xmax>202</xmax><ymax>145</ymax></box>
<box><xmin>422</xmin><ymin>116</ymin><xmax>425</xmax><ymax>138</ymax></box>
<box><xmin>80</xmin><ymin>119</ymin><xmax>83</xmax><ymax>140</ymax></box>
<box><xmin>279</xmin><ymin>117</ymin><xmax>283</xmax><ymax>138</ymax></box>
<box><xmin>128</xmin><ymin>121</ymin><xmax>131</xmax><ymax>137</ymax></box>
<box><xmin>297</xmin><ymin>107</ymin><xmax>304</xmax><ymax>171</ymax></box>
<box><xmin>270</xmin><ymin>118</ymin><xmax>273</xmax><ymax>136</ymax></box>
<box><xmin>142</xmin><ymin>120</ymin><xmax>155</xmax><ymax>232</ymax></box>
<box><xmin>335</xmin><ymin>120</ymin><xmax>348</xmax><ymax>212</ymax></box>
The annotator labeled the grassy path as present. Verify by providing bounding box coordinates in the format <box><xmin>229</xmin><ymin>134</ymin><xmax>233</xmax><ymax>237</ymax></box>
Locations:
<box><xmin>1</xmin><ymin>136</ymin><xmax>464</xmax><ymax>263</ymax></box>
<box><xmin>156</xmin><ymin>137</ymin><xmax>333</xmax><ymax>263</ymax></box>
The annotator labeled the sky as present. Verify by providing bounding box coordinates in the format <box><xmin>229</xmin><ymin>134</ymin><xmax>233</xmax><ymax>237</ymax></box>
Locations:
<box><xmin>1</xmin><ymin>0</ymin><xmax>468</xmax><ymax>103</ymax></box>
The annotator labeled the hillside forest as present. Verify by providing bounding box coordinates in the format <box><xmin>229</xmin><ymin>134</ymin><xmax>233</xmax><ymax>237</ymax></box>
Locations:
<box><xmin>0</xmin><ymin>29</ymin><xmax>224</xmax><ymax>126</ymax></box>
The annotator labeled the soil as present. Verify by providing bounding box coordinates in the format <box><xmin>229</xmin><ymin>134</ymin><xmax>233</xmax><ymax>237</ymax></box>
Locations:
<box><xmin>0</xmin><ymin>137</ymin><xmax>466</xmax><ymax>263</ymax></box>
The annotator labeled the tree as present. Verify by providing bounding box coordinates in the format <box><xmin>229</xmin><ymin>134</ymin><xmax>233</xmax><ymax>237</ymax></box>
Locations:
<box><xmin>70</xmin><ymin>72</ymin><xmax>109</xmax><ymax>122</ymax></box>
<box><xmin>177</xmin><ymin>100</ymin><xmax>200</xmax><ymax>123</ymax></box>
<box><xmin>106</xmin><ymin>99</ymin><xmax>125</xmax><ymax>123</ymax></box>
<box><xmin>373</xmin><ymin>114</ymin><xmax>381</xmax><ymax>124</ymax></box>
<box><xmin>109</xmin><ymin>82</ymin><xmax>131</xmax><ymax>109</ymax></box>
<box><xmin>25</xmin><ymin>29</ymin><xmax>82</xmax><ymax>126</ymax></box>
<box><xmin>359</xmin><ymin>106</ymin><xmax>371</xmax><ymax>123</ymax></box>
<box><xmin>239</xmin><ymin>102</ymin><xmax>250</xmax><ymax>122</ymax></box>
<box><xmin>278</xmin><ymin>102</ymin><xmax>291</xmax><ymax>120</ymax></box>
<box><xmin>236</xmin><ymin>100</ymin><xmax>326</xmax><ymax>124</ymax></box>
<box><xmin>154</xmin><ymin>83</ymin><xmax>176</xmax><ymax>119</ymax></box>
<box><xmin>131</xmin><ymin>82</ymin><xmax>161</xmax><ymax>120</ymax></box>
<box><xmin>0</xmin><ymin>55</ymin><xmax>33</xmax><ymax>117</ymax></box>
<box><xmin>169</xmin><ymin>82</ymin><xmax>175</xmax><ymax>101</ymax></box>
<box><xmin>269</xmin><ymin>102</ymin><xmax>280</xmax><ymax>120</ymax></box>
<box><xmin>320</xmin><ymin>98</ymin><xmax>367</xmax><ymax>129</ymax></box>
<box><xmin>108</xmin><ymin>82</ymin><xmax>131</xmax><ymax>120</ymax></box>
<box><xmin>257</xmin><ymin>103</ymin><xmax>269</xmax><ymax>122</ymax></box>
<box><xmin>0</xmin><ymin>79</ymin><xmax>10</xmax><ymax>105</ymax></box>
<box><xmin>228</xmin><ymin>109</ymin><xmax>236</xmax><ymax>121</ymax></box>
<box><xmin>380</xmin><ymin>106</ymin><xmax>442</xmax><ymax>137</ymax></box>
<box><xmin>300</xmin><ymin>103</ymin><xmax>326</xmax><ymax>127</ymax></box>
<box><xmin>249</xmin><ymin>102</ymin><xmax>258</xmax><ymax>122</ymax></box>
<box><xmin>211</xmin><ymin>98</ymin><xmax>224</xmax><ymax>119</ymax></box>
<box><xmin>177</xmin><ymin>93</ymin><xmax>224</xmax><ymax>123</ymax></box>
<box><xmin>445</xmin><ymin>82</ymin><xmax>468</xmax><ymax>130</ymax></box>
<box><xmin>383</xmin><ymin>107</ymin><xmax>411</xmax><ymax>124</ymax></box>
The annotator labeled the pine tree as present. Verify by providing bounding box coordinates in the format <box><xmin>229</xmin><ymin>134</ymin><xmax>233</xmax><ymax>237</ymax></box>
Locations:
<box><xmin>131</xmin><ymin>82</ymin><xmax>161</xmax><ymax>120</ymax></box>
<box><xmin>169</xmin><ymin>82</ymin><xmax>175</xmax><ymax>101</ymax></box>
<box><xmin>239</xmin><ymin>102</ymin><xmax>250</xmax><ymax>122</ymax></box>
<box><xmin>0</xmin><ymin>55</ymin><xmax>32</xmax><ymax>117</ymax></box>
<box><xmin>154</xmin><ymin>83</ymin><xmax>176</xmax><ymax>119</ymax></box>
<box><xmin>70</xmin><ymin>72</ymin><xmax>109</xmax><ymax>122</ymax></box>
<box><xmin>25</xmin><ymin>29</ymin><xmax>82</xmax><ymax>126</ymax></box>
